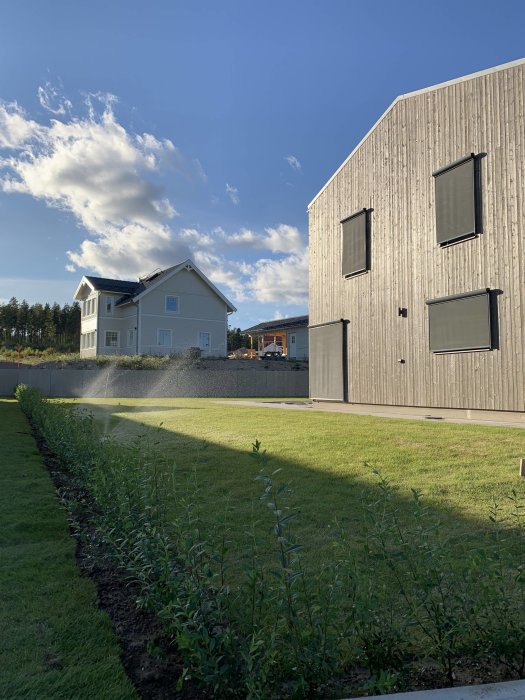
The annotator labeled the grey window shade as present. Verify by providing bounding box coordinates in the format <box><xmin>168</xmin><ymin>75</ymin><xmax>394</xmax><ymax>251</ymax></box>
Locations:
<box><xmin>426</xmin><ymin>290</ymin><xmax>491</xmax><ymax>353</ymax></box>
<box><xmin>342</xmin><ymin>210</ymin><xmax>367</xmax><ymax>277</ymax></box>
<box><xmin>434</xmin><ymin>156</ymin><xmax>476</xmax><ymax>245</ymax></box>
<box><xmin>309</xmin><ymin>321</ymin><xmax>344</xmax><ymax>401</ymax></box>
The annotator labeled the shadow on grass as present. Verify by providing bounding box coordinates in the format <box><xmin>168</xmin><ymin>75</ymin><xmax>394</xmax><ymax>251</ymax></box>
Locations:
<box><xmin>74</xmin><ymin>400</ymin><xmax>525</xmax><ymax>575</ymax></box>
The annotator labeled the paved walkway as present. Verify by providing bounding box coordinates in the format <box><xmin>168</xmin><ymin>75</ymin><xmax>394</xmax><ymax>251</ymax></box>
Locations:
<box><xmin>219</xmin><ymin>400</ymin><xmax>525</xmax><ymax>429</ymax></box>
<box><xmin>343</xmin><ymin>679</ymin><xmax>525</xmax><ymax>700</ymax></box>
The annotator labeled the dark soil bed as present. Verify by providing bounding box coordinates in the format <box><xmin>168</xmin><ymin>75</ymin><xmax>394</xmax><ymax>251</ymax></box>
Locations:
<box><xmin>31</xmin><ymin>426</ymin><xmax>206</xmax><ymax>700</ymax></box>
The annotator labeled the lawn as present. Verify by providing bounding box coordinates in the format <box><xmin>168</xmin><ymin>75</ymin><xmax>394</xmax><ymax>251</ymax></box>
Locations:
<box><xmin>76</xmin><ymin>397</ymin><xmax>525</xmax><ymax>568</ymax></box>
<box><xmin>19</xmin><ymin>393</ymin><xmax>525</xmax><ymax>695</ymax></box>
<box><xmin>0</xmin><ymin>399</ymin><xmax>136</xmax><ymax>700</ymax></box>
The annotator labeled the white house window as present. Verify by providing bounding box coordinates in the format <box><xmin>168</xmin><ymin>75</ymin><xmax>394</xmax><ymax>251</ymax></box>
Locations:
<box><xmin>158</xmin><ymin>329</ymin><xmax>172</xmax><ymax>347</ymax></box>
<box><xmin>105</xmin><ymin>296</ymin><xmax>113</xmax><ymax>314</ymax></box>
<box><xmin>198</xmin><ymin>331</ymin><xmax>210</xmax><ymax>350</ymax></box>
<box><xmin>127</xmin><ymin>329</ymin><xmax>135</xmax><ymax>347</ymax></box>
<box><xmin>83</xmin><ymin>299</ymin><xmax>96</xmax><ymax>316</ymax></box>
<box><xmin>105</xmin><ymin>330</ymin><xmax>119</xmax><ymax>347</ymax></box>
<box><xmin>165</xmin><ymin>295</ymin><xmax>179</xmax><ymax>313</ymax></box>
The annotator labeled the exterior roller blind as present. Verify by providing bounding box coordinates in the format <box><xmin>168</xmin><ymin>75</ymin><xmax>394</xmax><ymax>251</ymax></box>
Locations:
<box><xmin>427</xmin><ymin>290</ymin><xmax>491</xmax><ymax>353</ymax></box>
<box><xmin>434</xmin><ymin>157</ymin><xmax>476</xmax><ymax>245</ymax></box>
<box><xmin>342</xmin><ymin>210</ymin><xmax>367</xmax><ymax>277</ymax></box>
<box><xmin>309</xmin><ymin>321</ymin><xmax>344</xmax><ymax>401</ymax></box>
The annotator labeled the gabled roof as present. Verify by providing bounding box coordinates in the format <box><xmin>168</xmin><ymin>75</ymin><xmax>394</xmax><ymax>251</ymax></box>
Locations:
<box><xmin>242</xmin><ymin>315</ymin><xmax>308</xmax><ymax>335</ymax></box>
<box><xmin>130</xmin><ymin>259</ymin><xmax>236</xmax><ymax>312</ymax></box>
<box><xmin>74</xmin><ymin>259</ymin><xmax>237</xmax><ymax>313</ymax></box>
<box><xmin>85</xmin><ymin>277</ymin><xmax>141</xmax><ymax>294</ymax></box>
<box><xmin>308</xmin><ymin>56</ymin><xmax>525</xmax><ymax>209</ymax></box>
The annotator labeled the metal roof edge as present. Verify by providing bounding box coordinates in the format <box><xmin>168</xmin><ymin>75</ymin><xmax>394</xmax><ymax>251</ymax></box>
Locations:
<box><xmin>307</xmin><ymin>57</ymin><xmax>525</xmax><ymax>210</ymax></box>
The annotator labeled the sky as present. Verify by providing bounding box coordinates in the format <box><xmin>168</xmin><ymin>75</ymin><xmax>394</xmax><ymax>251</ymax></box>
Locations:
<box><xmin>0</xmin><ymin>1</ymin><xmax>524</xmax><ymax>329</ymax></box>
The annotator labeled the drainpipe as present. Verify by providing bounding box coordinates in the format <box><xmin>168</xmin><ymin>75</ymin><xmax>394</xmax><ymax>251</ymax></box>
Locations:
<box><xmin>136</xmin><ymin>302</ymin><xmax>139</xmax><ymax>355</ymax></box>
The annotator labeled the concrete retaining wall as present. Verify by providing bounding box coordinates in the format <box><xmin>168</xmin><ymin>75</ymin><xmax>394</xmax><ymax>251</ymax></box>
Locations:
<box><xmin>0</xmin><ymin>368</ymin><xmax>308</xmax><ymax>398</ymax></box>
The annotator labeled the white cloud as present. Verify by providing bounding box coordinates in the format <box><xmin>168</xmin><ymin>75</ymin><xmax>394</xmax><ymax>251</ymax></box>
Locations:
<box><xmin>0</xmin><ymin>102</ymin><xmax>43</xmax><ymax>149</ymax></box>
<box><xmin>226</xmin><ymin>183</ymin><xmax>239</xmax><ymax>204</ymax></box>
<box><xmin>179</xmin><ymin>227</ymin><xmax>214</xmax><ymax>250</ymax></box>
<box><xmin>248</xmin><ymin>248</ymin><xmax>309</xmax><ymax>304</ymax></box>
<box><xmin>0</xmin><ymin>92</ymin><xmax>308</xmax><ymax>309</ymax></box>
<box><xmin>285</xmin><ymin>154</ymin><xmax>302</xmax><ymax>172</ymax></box>
<box><xmin>0</xmin><ymin>95</ymin><xmax>196</xmax><ymax>278</ymax></box>
<box><xmin>223</xmin><ymin>224</ymin><xmax>302</xmax><ymax>254</ymax></box>
<box><xmin>38</xmin><ymin>82</ymin><xmax>73</xmax><ymax>116</ymax></box>
<box><xmin>186</xmin><ymin>224</ymin><xmax>308</xmax><ymax>306</ymax></box>
<box><xmin>67</xmin><ymin>222</ymin><xmax>191</xmax><ymax>280</ymax></box>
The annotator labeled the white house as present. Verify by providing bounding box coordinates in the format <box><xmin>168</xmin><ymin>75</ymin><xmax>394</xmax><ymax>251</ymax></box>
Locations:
<box><xmin>74</xmin><ymin>259</ymin><xmax>236</xmax><ymax>358</ymax></box>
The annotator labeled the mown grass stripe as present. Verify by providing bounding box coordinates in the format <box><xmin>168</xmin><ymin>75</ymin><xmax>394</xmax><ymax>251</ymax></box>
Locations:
<box><xmin>0</xmin><ymin>398</ymin><xmax>137</xmax><ymax>700</ymax></box>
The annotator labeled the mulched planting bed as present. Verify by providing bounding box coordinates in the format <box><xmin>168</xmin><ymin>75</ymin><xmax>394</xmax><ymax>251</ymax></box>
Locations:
<box><xmin>31</xmin><ymin>425</ymin><xmax>206</xmax><ymax>700</ymax></box>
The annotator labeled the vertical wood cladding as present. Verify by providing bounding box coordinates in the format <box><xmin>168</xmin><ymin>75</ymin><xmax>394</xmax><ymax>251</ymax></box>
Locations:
<box><xmin>309</xmin><ymin>63</ymin><xmax>525</xmax><ymax>411</ymax></box>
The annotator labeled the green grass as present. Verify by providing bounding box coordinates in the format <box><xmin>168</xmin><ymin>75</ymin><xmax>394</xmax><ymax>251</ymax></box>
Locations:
<box><xmin>0</xmin><ymin>399</ymin><xmax>136</xmax><ymax>700</ymax></box>
<box><xmin>74</xmin><ymin>397</ymin><xmax>525</xmax><ymax>572</ymax></box>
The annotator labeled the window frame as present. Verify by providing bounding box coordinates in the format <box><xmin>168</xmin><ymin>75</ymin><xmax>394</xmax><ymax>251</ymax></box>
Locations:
<box><xmin>157</xmin><ymin>329</ymin><xmax>172</xmax><ymax>348</ymax></box>
<box><xmin>104</xmin><ymin>330</ymin><xmax>119</xmax><ymax>348</ymax></box>
<box><xmin>341</xmin><ymin>208</ymin><xmax>370</xmax><ymax>278</ymax></box>
<box><xmin>165</xmin><ymin>295</ymin><xmax>180</xmax><ymax>313</ymax></box>
<box><xmin>127</xmin><ymin>328</ymin><xmax>135</xmax><ymax>348</ymax></box>
<box><xmin>426</xmin><ymin>289</ymin><xmax>492</xmax><ymax>354</ymax></box>
<box><xmin>105</xmin><ymin>296</ymin><xmax>113</xmax><ymax>315</ymax></box>
<box><xmin>432</xmin><ymin>153</ymin><xmax>481</xmax><ymax>247</ymax></box>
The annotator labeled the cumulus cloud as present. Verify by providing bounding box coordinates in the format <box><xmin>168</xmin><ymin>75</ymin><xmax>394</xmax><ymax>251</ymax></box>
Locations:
<box><xmin>183</xmin><ymin>224</ymin><xmax>308</xmax><ymax>306</ymax></box>
<box><xmin>0</xmin><ymin>102</ymin><xmax>43</xmax><ymax>149</ymax></box>
<box><xmin>0</xmin><ymin>91</ymin><xmax>308</xmax><ymax>308</ymax></box>
<box><xmin>223</xmin><ymin>224</ymin><xmax>302</xmax><ymax>254</ymax></box>
<box><xmin>285</xmin><ymin>154</ymin><xmax>302</xmax><ymax>172</ymax></box>
<box><xmin>0</xmin><ymin>95</ymin><xmax>193</xmax><ymax>277</ymax></box>
<box><xmin>226</xmin><ymin>183</ymin><xmax>239</xmax><ymax>204</ymax></box>
<box><xmin>248</xmin><ymin>248</ymin><xmax>309</xmax><ymax>304</ymax></box>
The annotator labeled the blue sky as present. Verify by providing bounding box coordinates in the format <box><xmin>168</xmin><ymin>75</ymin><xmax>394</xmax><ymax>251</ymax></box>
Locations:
<box><xmin>0</xmin><ymin>0</ymin><xmax>524</xmax><ymax>329</ymax></box>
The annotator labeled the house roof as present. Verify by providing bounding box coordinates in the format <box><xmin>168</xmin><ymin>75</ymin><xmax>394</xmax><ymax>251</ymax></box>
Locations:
<box><xmin>84</xmin><ymin>276</ymin><xmax>141</xmax><ymax>295</ymax></box>
<box><xmin>308</xmin><ymin>56</ymin><xmax>525</xmax><ymax>209</ymax></box>
<box><xmin>242</xmin><ymin>315</ymin><xmax>308</xmax><ymax>335</ymax></box>
<box><xmin>74</xmin><ymin>259</ymin><xmax>237</xmax><ymax>313</ymax></box>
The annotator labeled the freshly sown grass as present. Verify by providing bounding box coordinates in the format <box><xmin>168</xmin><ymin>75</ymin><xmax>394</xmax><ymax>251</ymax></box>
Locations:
<box><xmin>0</xmin><ymin>399</ymin><xmax>137</xmax><ymax>700</ymax></box>
<box><xmin>76</xmin><ymin>398</ymin><xmax>525</xmax><ymax>575</ymax></box>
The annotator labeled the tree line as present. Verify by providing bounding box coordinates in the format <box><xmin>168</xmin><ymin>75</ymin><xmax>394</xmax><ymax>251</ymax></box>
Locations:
<box><xmin>0</xmin><ymin>297</ymin><xmax>80</xmax><ymax>351</ymax></box>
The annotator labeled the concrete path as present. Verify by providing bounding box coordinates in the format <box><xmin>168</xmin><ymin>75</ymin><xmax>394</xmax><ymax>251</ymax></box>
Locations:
<box><xmin>343</xmin><ymin>679</ymin><xmax>525</xmax><ymax>700</ymax></box>
<box><xmin>218</xmin><ymin>400</ymin><xmax>525</xmax><ymax>429</ymax></box>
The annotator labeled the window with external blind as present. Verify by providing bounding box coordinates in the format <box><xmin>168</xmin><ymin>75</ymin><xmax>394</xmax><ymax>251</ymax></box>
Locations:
<box><xmin>426</xmin><ymin>290</ymin><xmax>492</xmax><ymax>353</ymax></box>
<box><xmin>433</xmin><ymin>155</ymin><xmax>479</xmax><ymax>245</ymax></box>
<box><xmin>341</xmin><ymin>209</ymin><xmax>368</xmax><ymax>277</ymax></box>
